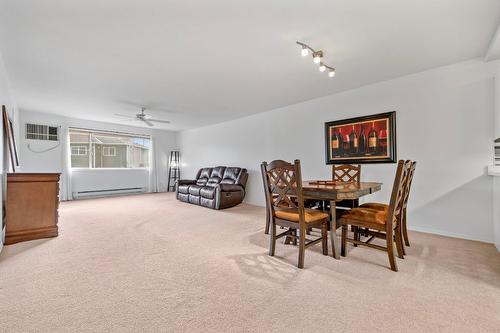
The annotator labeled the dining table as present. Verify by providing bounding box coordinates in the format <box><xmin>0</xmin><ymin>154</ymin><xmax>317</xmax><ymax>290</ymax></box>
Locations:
<box><xmin>302</xmin><ymin>180</ymin><xmax>382</xmax><ymax>259</ymax></box>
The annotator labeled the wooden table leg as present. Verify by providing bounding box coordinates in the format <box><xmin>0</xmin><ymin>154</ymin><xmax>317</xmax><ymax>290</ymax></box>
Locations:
<box><xmin>330</xmin><ymin>200</ymin><xmax>339</xmax><ymax>259</ymax></box>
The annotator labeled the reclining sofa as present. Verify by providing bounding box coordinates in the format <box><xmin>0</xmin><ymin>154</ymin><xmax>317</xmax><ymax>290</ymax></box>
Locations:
<box><xmin>176</xmin><ymin>166</ymin><xmax>248</xmax><ymax>209</ymax></box>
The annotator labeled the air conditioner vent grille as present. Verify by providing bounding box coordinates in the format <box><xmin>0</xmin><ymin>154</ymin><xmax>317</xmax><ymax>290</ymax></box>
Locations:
<box><xmin>26</xmin><ymin>123</ymin><xmax>59</xmax><ymax>141</ymax></box>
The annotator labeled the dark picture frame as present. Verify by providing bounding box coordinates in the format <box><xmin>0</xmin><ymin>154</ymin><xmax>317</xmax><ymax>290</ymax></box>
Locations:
<box><xmin>325</xmin><ymin>111</ymin><xmax>397</xmax><ymax>164</ymax></box>
<box><xmin>2</xmin><ymin>105</ymin><xmax>19</xmax><ymax>171</ymax></box>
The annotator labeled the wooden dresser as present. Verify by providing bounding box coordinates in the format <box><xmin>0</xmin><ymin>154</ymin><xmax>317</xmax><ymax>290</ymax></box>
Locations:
<box><xmin>5</xmin><ymin>173</ymin><xmax>61</xmax><ymax>245</ymax></box>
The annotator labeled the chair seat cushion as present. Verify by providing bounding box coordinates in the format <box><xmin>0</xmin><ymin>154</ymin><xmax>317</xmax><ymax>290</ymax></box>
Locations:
<box><xmin>178</xmin><ymin>184</ymin><xmax>190</xmax><ymax>194</ymax></box>
<box><xmin>274</xmin><ymin>208</ymin><xmax>328</xmax><ymax>223</ymax></box>
<box><xmin>341</xmin><ymin>207</ymin><xmax>387</xmax><ymax>225</ymax></box>
<box><xmin>189</xmin><ymin>185</ymin><xmax>202</xmax><ymax>196</ymax></box>
<box><xmin>200</xmin><ymin>186</ymin><xmax>216</xmax><ymax>199</ymax></box>
<box><xmin>360</xmin><ymin>202</ymin><xmax>389</xmax><ymax>211</ymax></box>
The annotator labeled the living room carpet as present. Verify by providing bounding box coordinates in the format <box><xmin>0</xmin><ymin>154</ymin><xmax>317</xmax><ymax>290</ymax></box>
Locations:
<box><xmin>1</xmin><ymin>193</ymin><xmax>499</xmax><ymax>332</ymax></box>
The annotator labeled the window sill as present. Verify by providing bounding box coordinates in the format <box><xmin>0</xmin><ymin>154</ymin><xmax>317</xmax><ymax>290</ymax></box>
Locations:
<box><xmin>71</xmin><ymin>168</ymin><xmax>150</xmax><ymax>171</ymax></box>
<box><xmin>488</xmin><ymin>165</ymin><xmax>500</xmax><ymax>177</ymax></box>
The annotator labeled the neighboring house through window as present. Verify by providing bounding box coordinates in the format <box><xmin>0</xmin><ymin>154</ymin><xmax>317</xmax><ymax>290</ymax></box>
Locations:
<box><xmin>71</xmin><ymin>146</ymin><xmax>87</xmax><ymax>156</ymax></box>
<box><xmin>102</xmin><ymin>146</ymin><xmax>116</xmax><ymax>156</ymax></box>
<box><xmin>69</xmin><ymin>128</ymin><xmax>151</xmax><ymax>168</ymax></box>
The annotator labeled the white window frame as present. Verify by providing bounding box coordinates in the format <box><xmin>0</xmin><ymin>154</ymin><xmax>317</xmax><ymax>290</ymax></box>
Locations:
<box><xmin>102</xmin><ymin>146</ymin><xmax>116</xmax><ymax>156</ymax></box>
<box><xmin>71</xmin><ymin>145</ymin><xmax>88</xmax><ymax>156</ymax></box>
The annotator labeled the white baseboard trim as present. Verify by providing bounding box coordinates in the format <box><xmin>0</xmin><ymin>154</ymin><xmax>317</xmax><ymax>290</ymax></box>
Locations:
<box><xmin>408</xmin><ymin>225</ymin><xmax>494</xmax><ymax>245</ymax></box>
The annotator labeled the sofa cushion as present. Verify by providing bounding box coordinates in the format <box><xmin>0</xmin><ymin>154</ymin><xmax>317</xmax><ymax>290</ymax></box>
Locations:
<box><xmin>189</xmin><ymin>194</ymin><xmax>200</xmax><ymax>205</ymax></box>
<box><xmin>196</xmin><ymin>168</ymin><xmax>212</xmax><ymax>186</ymax></box>
<box><xmin>211</xmin><ymin>166</ymin><xmax>226</xmax><ymax>178</ymax></box>
<box><xmin>200</xmin><ymin>186</ymin><xmax>216</xmax><ymax>199</ymax></box>
<box><xmin>178</xmin><ymin>184</ymin><xmax>190</xmax><ymax>194</ymax></box>
<box><xmin>221</xmin><ymin>167</ymin><xmax>242</xmax><ymax>184</ymax></box>
<box><xmin>189</xmin><ymin>185</ymin><xmax>202</xmax><ymax>196</ymax></box>
<box><xmin>177</xmin><ymin>193</ymin><xmax>189</xmax><ymax>203</ymax></box>
<box><xmin>200</xmin><ymin>197</ymin><xmax>215</xmax><ymax>208</ymax></box>
<box><xmin>206</xmin><ymin>167</ymin><xmax>226</xmax><ymax>187</ymax></box>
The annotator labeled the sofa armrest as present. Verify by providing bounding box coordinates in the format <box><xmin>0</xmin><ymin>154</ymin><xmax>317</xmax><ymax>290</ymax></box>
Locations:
<box><xmin>218</xmin><ymin>184</ymin><xmax>244</xmax><ymax>192</ymax></box>
<box><xmin>177</xmin><ymin>179</ymin><xmax>196</xmax><ymax>186</ymax></box>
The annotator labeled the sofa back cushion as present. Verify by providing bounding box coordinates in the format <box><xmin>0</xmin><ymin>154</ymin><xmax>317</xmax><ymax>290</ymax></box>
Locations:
<box><xmin>206</xmin><ymin>166</ymin><xmax>226</xmax><ymax>187</ymax></box>
<box><xmin>221</xmin><ymin>167</ymin><xmax>243</xmax><ymax>185</ymax></box>
<box><xmin>196</xmin><ymin>168</ymin><xmax>212</xmax><ymax>186</ymax></box>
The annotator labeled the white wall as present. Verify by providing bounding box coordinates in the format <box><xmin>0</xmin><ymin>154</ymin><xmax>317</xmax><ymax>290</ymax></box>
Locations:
<box><xmin>180</xmin><ymin>59</ymin><xmax>497</xmax><ymax>244</ymax></box>
<box><xmin>18</xmin><ymin>110</ymin><xmax>179</xmax><ymax>197</ymax></box>
<box><xmin>0</xmin><ymin>51</ymin><xmax>19</xmax><ymax>252</ymax></box>
<box><xmin>493</xmin><ymin>71</ymin><xmax>500</xmax><ymax>251</ymax></box>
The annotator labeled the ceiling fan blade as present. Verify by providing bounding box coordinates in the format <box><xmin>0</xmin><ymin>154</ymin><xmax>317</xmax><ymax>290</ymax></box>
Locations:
<box><xmin>114</xmin><ymin>113</ymin><xmax>136</xmax><ymax>119</ymax></box>
<box><xmin>149</xmin><ymin>118</ymin><xmax>171</xmax><ymax>124</ymax></box>
<box><xmin>141</xmin><ymin>118</ymin><xmax>155</xmax><ymax>127</ymax></box>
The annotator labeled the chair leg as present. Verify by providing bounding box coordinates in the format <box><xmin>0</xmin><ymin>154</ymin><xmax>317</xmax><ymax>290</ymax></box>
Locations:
<box><xmin>293</xmin><ymin>229</ymin><xmax>297</xmax><ymax>246</ymax></box>
<box><xmin>353</xmin><ymin>226</ymin><xmax>358</xmax><ymax>247</ymax></box>
<box><xmin>284</xmin><ymin>227</ymin><xmax>293</xmax><ymax>245</ymax></box>
<box><xmin>394</xmin><ymin>225</ymin><xmax>404</xmax><ymax>259</ymax></box>
<box><xmin>398</xmin><ymin>223</ymin><xmax>406</xmax><ymax>256</ymax></box>
<box><xmin>402</xmin><ymin>210</ymin><xmax>410</xmax><ymax>247</ymax></box>
<box><xmin>298</xmin><ymin>226</ymin><xmax>306</xmax><ymax>269</ymax></box>
<box><xmin>321</xmin><ymin>222</ymin><xmax>328</xmax><ymax>255</ymax></box>
<box><xmin>265</xmin><ymin>212</ymin><xmax>270</xmax><ymax>235</ymax></box>
<box><xmin>269</xmin><ymin>222</ymin><xmax>276</xmax><ymax>256</ymax></box>
<box><xmin>387</xmin><ymin>235</ymin><xmax>398</xmax><ymax>272</ymax></box>
<box><xmin>341</xmin><ymin>224</ymin><xmax>347</xmax><ymax>257</ymax></box>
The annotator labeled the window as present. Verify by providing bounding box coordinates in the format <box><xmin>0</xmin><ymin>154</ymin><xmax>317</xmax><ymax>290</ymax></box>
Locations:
<box><xmin>102</xmin><ymin>147</ymin><xmax>116</xmax><ymax>156</ymax></box>
<box><xmin>71</xmin><ymin>146</ymin><xmax>88</xmax><ymax>156</ymax></box>
<box><xmin>69</xmin><ymin>129</ymin><xmax>151</xmax><ymax>168</ymax></box>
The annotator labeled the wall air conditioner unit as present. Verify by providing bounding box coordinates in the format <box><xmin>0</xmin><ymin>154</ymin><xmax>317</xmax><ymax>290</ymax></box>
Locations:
<box><xmin>73</xmin><ymin>187</ymin><xmax>146</xmax><ymax>199</ymax></box>
<box><xmin>25</xmin><ymin>123</ymin><xmax>59</xmax><ymax>141</ymax></box>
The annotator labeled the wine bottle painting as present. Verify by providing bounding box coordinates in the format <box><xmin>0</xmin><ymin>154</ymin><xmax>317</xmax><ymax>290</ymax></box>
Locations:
<box><xmin>325</xmin><ymin>111</ymin><xmax>396</xmax><ymax>164</ymax></box>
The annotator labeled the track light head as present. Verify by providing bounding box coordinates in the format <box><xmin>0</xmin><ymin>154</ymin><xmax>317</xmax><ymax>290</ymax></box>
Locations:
<box><xmin>319</xmin><ymin>64</ymin><xmax>326</xmax><ymax>72</ymax></box>
<box><xmin>301</xmin><ymin>46</ymin><xmax>309</xmax><ymax>57</ymax></box>
<box><xmin>312</xmin><ymin>51</ymin><xmax>323</xmax><ymax>64</ymax></box>
<box><xmin>328</xmin><ymin>69</ymin><xmax>336</xmax><ymax>77</ymax></box>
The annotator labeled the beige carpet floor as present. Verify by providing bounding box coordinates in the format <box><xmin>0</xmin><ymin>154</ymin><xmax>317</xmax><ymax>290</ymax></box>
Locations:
<box><xmin>1</xmin><ymin>193</ymin><xmax>499</xmax><ymax>332</ymax></box>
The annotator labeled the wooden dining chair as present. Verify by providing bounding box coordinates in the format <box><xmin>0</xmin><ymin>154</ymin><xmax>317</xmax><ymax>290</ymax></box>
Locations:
<box><xmin>333</xmin><ymin>164</ymin><xmax>361</xmax><ymax>209</ymax></box>
<box><xmin>261</xmin><ymin>159</ymin><xmax>328</xmax><ymax>269</ymax></box>
<box><xmin>339</xmin><ymin>160</ymin><xmax>411</xmax><ymax>271</ymax></box>
<box><xmin>360</xmin><ymin>161</ymin><xmax>417</xmax><ymax>251</ymax></box>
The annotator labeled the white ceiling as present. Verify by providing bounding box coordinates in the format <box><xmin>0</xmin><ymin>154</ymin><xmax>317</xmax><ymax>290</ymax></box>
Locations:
<box><xmin>1</xmin><ymin>0</ymin><xmax>499</xmax><ymax>131</ymax></box>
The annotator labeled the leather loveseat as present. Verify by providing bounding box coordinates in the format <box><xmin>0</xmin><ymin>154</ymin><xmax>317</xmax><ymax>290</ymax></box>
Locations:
<box><xmin>176</xmin><ymin>166</ymin><xmax>248</xmax><ymax>209</ymax></box>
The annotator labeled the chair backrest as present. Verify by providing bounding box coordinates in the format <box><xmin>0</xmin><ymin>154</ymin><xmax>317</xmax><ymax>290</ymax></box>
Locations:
<box><xmin>261</xmin><ymin>159</ymin><xmax>306</xmax><ymax>224</ymax></box>
<box><xmin>385</xmin><ymin>160</ymin><xmax>412</xmax><ymax>233</ymax></box>
<box><xmin>402</xmin><ymin>161</ymin><xmax>416</xmax><ymax>210</ymax></box>
<box><xmin>332</xmin><ymin>164</ymin><xmax>361</xmax><ymax>183</ymax></box>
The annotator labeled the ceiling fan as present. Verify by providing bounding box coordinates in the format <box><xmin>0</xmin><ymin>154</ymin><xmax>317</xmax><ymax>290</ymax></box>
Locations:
<box><xmin>115</xmin><ymin>107</ymin><xmax>171</xmax><ymax>127</ymax></box>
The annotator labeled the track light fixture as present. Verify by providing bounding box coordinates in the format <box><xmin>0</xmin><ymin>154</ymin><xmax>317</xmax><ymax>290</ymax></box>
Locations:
<box><xmin>296</xmin><ymin>41</ymin><xmax>336</xmax><ymax>78</ymax></box>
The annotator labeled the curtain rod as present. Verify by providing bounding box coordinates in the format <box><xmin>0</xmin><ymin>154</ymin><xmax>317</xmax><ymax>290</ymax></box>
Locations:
<box><xmin>68</xmin><ymin>126</ymin><xmax>152</xmax><ymax>139</ymax></box>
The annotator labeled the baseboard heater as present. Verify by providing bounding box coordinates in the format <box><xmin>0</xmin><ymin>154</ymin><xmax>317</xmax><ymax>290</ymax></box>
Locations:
<box><xmin>73</xmin><ymin>187</ymin><xmax>146</xmax><ymax>199</ymax></box>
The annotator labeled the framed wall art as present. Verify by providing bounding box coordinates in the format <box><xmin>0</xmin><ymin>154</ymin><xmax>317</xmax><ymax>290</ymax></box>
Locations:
<box><xmin>325</xmin><ymin>111</ymin><xmax>396</xmax><ymax>164</ymax></box>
